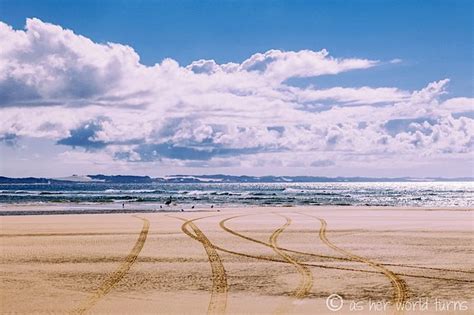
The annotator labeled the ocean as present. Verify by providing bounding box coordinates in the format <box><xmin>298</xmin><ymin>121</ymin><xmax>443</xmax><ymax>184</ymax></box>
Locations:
<box><xmin>0</xmin><ymin>181</ymin><xmax>472</xmax><ymax>209</ymax></box>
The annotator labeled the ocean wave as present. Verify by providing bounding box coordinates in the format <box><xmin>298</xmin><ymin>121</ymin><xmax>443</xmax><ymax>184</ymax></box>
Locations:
<box><xmin>182</xmin><ymin>190</ymin><xmax>216</xmax><ymax>196</ymax></box>
<box><xmin>0</xmin><ymin>182</ymin><xmax>472</xmax><ymax>207</ymax></box>
<box><xmin>103</xmin><ymin>189</ymin><xmax>165</xmax><ymax>194</ymax></box>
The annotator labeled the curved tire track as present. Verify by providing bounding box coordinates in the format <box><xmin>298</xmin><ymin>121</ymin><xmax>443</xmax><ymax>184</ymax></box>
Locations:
<box><xmin>301</xmin><ymin>213</ymin><xmax>408</xmax><ymax>307</ymax></box>
<box><xmin>169</xmin><ymin>215</ymin><xmax>471</xmax><ymax>287</ymax></box>
<box><xmin>72</xmin><ymin>215</ymin><xmax>150</xmax><ymax>315</ymax></box>
<box><xmin>269</xmin><ymin>214</ymin><xmax>313</xmax><ymax>298</ymax></box>
<box><xmin>219</xmin><ymin>214</ymin><xmax>472</xmax><ymax>275</ymax></box>
<box><xmin>172</xmin><ymin>215</ymin><xmax>228</xmax><ymax>315</ymax></box>
<box><xmin>220</xmin><ymin>214</ymin><xmax>348</xmax><ymax>262</ymax></box>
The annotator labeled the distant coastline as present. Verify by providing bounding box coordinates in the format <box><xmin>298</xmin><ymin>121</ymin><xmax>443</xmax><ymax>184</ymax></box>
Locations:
<box><xmin>1</xmin><ymin>174</ymin><xmax>473</xmax><ymax>184</ymax></box>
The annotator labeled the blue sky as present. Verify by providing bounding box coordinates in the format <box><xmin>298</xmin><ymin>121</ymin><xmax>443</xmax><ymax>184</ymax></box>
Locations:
<box><xmin>1</xmin><ymin>0</ymin><xmax>472</xmax><ymax>95</ymax></box>
<box><xmin>0</xmin><ymin>1</ymin><xmax>472</xmax><ymax>177</ymax></box>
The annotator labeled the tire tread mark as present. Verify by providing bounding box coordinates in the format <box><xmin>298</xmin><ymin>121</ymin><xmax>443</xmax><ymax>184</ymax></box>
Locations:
<box><xmin>269</xmin><ymin>214</ymin><xmax>313</xmax><ymax>298</ymax></box>
<box><xmin>72</xmin><ymin>215</ymin><xmax>150</xmax><ymax>315</ymax></box>
<box><xmin>300</xmin><ymin>213</ymin><xmax>408</xmax><ymax>311</ymax></box>
<box><xmin>172</xmin><ymin>215</ymin><xmax>228</xmax><ymax>315</ymax></box>
<box><xmin>169</xmin><ymin>215</ymin><xmax>472</xmax><ymax>284</ymax></box>
<box><xmin>220</xmin><ymin>215</ymin><xmax>349</xmax><ymax>262</ymax></box>
<box><xmin>219</xmin><ymin>215</ymin><xmax>472</xmax><ymax>275</ymax></box>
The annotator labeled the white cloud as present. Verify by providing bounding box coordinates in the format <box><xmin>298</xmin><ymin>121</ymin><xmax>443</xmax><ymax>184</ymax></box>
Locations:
<box><xmin>237</xmin><ymin>49</ymin><xmax>378</xmax><ymax>82</ymax></box>
<box><xmin>288</xmin><ymin>85</ymin><xmax>410</xmax><ymax>105</ymax></box>
<box><xmin>441</xmin><ymin>97</ymin><xmax>474</xmax><ymax>112</ymax></box>
<box><xmin>0</xmin><ymin>18</ymin><xmax>472</xmax><ymax>176</ymax></box>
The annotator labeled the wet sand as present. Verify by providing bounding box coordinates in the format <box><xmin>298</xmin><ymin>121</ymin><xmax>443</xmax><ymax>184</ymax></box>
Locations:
<box><xmin>1</xmin><ymin>206</ymin><xmax>473</xmax><ymax>314</ymax></box>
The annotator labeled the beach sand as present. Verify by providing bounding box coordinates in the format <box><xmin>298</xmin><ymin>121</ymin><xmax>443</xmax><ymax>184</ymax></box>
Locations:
<box><xmin>1</xmin><ymin>206</ymin><xmax>473</xmax><ymax>314</ymax></box>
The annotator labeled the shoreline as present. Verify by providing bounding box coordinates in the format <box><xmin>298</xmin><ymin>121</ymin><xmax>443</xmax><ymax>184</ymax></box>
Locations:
<box><xmin>0</xmin><ymin>203</ymin><xmax>473</xmax><ymax>216</ymax></box>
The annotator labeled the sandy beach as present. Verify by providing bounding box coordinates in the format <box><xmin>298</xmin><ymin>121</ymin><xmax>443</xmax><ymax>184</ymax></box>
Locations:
<box><xmin>1</xmin><ymin>206</ymin><xmax>473</xmax><ymax>314</ymax></box>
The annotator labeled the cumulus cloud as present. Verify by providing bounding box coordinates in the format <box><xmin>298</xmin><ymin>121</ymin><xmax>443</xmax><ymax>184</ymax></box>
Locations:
<box><xmin>0</xmin><ymin>18</ymin><xmax>472</xmax><ymax>174</ymax></box>
<box><xmin>0</xmin><ymin>18</ymin><xmax>142</xmax><ymax>107</ymax></box>
<box><xmin>441</xmin><ymin>97</ymin><xmax>474</xmax><ymax>113</ymax></box>
<box><xmin>236</xmin><ymin>49</ymin><xmax>378</xmax><ymax>82</ymax></box>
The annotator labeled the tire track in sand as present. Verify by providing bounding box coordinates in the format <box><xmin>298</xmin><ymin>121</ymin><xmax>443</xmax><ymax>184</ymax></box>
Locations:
<box><xmin>269</xmin><ymin>214</ymin><xmax>313</xmax><ymax>299</ymax></box>
<box><xmin>300</xmin><ymin>213</ymin><xmax>408</xmax><ymax>309</ymax></box>
<box><xmin>171</xmin><ymin>214</ymin><xmax>470</xmax><ymax>291</ymax></box>
<box><xmin>220</xmin><ymin>214</ymin><xmax>349</xmax><ymax>262</ymax></box>
<box><xmin>72</xmin><ymin>215</ymin><xmax>150</xmax><ymax>315</ymax></box>
<box><xmin>219</xmin><ymin>214</ymin><xmax>472</xmax><ymax>276</ymax></box>
<box><xmin>172</xmin><ymin>215</ymin><xmax>228</xmax><ymax>315</ymax></box>
<box><xmin>217</xmin><ymin>215</ymin><xmax>473</xmax><ymax>284</ymax></box>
